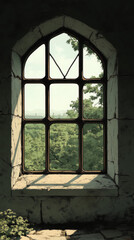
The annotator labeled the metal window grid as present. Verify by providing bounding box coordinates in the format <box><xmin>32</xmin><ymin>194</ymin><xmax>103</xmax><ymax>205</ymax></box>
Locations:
<box><xmin>22</xmin><ymin>28</ymin><xmax>107</xmax><ymax>174</ymax></box>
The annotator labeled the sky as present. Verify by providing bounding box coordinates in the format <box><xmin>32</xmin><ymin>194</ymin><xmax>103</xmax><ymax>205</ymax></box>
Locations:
<box><xmin>24</xmin><ymin>33</ymin><xmax>103</xmax><ymax>117</ymax></box>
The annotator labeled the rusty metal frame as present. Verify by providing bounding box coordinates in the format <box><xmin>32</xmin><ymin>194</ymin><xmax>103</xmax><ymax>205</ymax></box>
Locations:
<box><xmin>21</xmin><ymin>27</ymin><xmax>107</xmax><ymax>174</ymax></box>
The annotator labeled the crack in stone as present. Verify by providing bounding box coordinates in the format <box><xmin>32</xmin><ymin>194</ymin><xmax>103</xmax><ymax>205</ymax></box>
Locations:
<box><xmin>12</xmin><ymin>178</ymin><xmax>20</xmax><ymax>189</ymax></box>
<box><xmin>12</xmin><ymin>164</ymin><xmax>21</xmax><ymax>168</ymax></box>
<box><xmin>12</xmin><ymin>175</ymin><xmax>27</xmax><ymax>189</ymax></box>
<box><xmin>38</xmin><ymin>27</ymin><xmax>44</xmax><ymax>38</ymax></box>
<box><xmin>12</xmin><ymin>49</ymin><xmax>21</xmax><ymax>57</ymax></box>
<box><xmin>108</xmin><ymin>74</ymin><xmax>118</xmax><ymax>80</ymax></box>
<box><xmin>11</xmin><ymin>70</ymin><xmax>22</xmax><ymax>80</ymax></box>
<box><xmin>96</xmin><ymin>32</ymin><xmax>104</xmax><ymax>39</ymax></box>
<box><xmin>89</xmin><ymin>31</ymin><xmax>94</xmax><ymax>41</ymax></box>
<box><xmin>23</xmin><ymin>176</ymin><xmax>29</xmax><ymax>187</ymax></box>
<box><xmin>0</xmin><ymin>112</ymin><xmax>22</xmax><ymax>118</ymax></box>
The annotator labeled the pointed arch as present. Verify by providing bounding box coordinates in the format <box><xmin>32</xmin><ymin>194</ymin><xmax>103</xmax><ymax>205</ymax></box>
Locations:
<box><xmin>11</xmin><ymin>16</ymin><xmax>118</xmax><ymax>187</ymax></box>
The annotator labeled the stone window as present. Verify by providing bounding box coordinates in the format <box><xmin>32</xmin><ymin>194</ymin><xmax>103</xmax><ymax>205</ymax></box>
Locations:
<box><xmin>22</xmin><ymin>29</ymin><xmax>107</xmax><ymax>174</ymax></box>
<box><xmin>11</xmin><ymin>16</ymin><xmax>118</xmax><ymax>196</ymax></box>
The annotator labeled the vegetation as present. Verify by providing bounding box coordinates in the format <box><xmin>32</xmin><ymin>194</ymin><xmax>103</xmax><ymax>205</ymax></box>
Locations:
<box><xmin>0</xmin><ymin>209</ymin><xmax>33</xmax><ymax>240</ymax></box>
<box><xmin>24</xmin><ymin>83</ymin><xmax>103</xmax><ymax>172</ymax></box>
<box><xmin>24</xmin><ymin>38</ymin><xmax>104</xmax><ymax>172</ymax></box>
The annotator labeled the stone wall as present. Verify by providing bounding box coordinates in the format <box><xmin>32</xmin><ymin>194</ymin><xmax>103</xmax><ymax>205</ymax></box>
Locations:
<box><xmin>0</xmin><ymin>0</ymin><xmax>134</xmax><ymax>225</ymax></box>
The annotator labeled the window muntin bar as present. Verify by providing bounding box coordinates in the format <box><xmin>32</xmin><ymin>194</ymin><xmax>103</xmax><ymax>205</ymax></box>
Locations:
<box><xmin>22</xmin><ymin>29</ymin><xmax>107</xmax><ymax>174</ymax></box>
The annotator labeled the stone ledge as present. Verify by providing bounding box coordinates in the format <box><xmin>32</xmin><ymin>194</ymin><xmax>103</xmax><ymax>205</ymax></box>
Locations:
<box><xmin>12</xmin><ymin>174</ymin><xmax>118</xmax><ymax>197</ymax></box>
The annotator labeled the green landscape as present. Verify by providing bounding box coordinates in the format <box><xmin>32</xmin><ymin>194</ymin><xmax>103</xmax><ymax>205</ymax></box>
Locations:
<box><xmin>24</xmin><ymin>37</ymin><xmax>104</xmax><ymax>172</ymax></box>
<box><xmin>24</xmin><ymin>83</ymin><xmax>104</xmax><ymax>172</ymax></box>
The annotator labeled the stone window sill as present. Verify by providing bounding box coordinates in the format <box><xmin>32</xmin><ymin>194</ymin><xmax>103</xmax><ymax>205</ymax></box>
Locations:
<box><xmin>12</xmin><ymin>174</ymin><xmax>118</xmax><ymax>197</ymax></box>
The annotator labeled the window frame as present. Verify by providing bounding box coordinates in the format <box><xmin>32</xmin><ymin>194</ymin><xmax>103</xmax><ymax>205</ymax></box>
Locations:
<box><xmin>21</xmin><ymin>27</ymin><xmax>107</xmax><ymax>175</ymax></box>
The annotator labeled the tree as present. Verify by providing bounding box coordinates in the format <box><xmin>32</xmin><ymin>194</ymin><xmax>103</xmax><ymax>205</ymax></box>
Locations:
<box><xmin>66</xmin><ymin>37</ymin><xmax>104</xmax><ymax>170</ymax></box>
<box><xmin>67</xmin><ymin>36</ymin><xmax>102</xmax><ymax>61</ymax></box>
<box><xmin>50</xmin><ymin>124</ymin><xmax>79</xmax><ymax>170</ymax></box>
<box><xmin>24</xmin><ymin>124</ymin><xmax>45</xmax><ymax>171</ymax></box>
<box><xmin>65</xmin><ymin>92</ymin><xmax>103</xmax><ymax>171</ymax></box>
<box><xmin>24</xmin><ymin>36</ymin><xmax>104</xmax><ymax>172</ymax></box>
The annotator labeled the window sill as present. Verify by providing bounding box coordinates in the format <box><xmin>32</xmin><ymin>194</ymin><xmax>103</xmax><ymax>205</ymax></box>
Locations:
<box><xmin>12</xmin><ymin>174</ymin><xmax>118</xmax><ymax>197</ymax></box>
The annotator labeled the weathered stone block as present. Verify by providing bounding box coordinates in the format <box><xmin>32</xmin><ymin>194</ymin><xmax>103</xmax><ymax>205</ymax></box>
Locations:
<box><xmin>39</xmin><ymin>16</ymin><xmax>64</xmax><ymax>37</ymax></box>
<box><xmin>107</xmin><ymin>160</ymin><xmax>115</xmax><ymax>180</ymax></box>
<box><xmin>12</xmin><ymin>174</ymin><xmax>118</xmax><ymax>197</ymax></box>
<box><xmin>42</xmin><ymin>196</ymin><xmax>120</xmax><ymax>224</ymax></box>
<box><xmin>11</xmin><ymin>116</ymin><xmax>21</xmax><ymax>167</ymax></box>
<box><xmin>12</xmin><ymin>51</ymin><xmax>21</xmax><ymax>78</ymax></box>
<box><xmin>107</xmin><ymin>52</ymin><xmax>118</xmax><ymax>80</ymax></box>
<box><xmin>64</xmin><ymin>16</ymin><xmax>94</xmax><ymax>40</ymax></box>
<box><xmin>107</xmin><ymin>119</ymin><xmax>118</xmax><ymax>181</ymax></box>
<box><xmin>0</xmin><ymin>196</ymin><xmax>41</xmax><ymax>224</ymax></box>
<box><xmin>107</xmin><ymin>76</ymin><xmax>118</xmax><ymax>119</ymax></box>
<box><xmin>13</xmin><ymin>27</ymin><xmax>42</xmax><ymax>56</ymax></box>
<box><xmin>11</xmin><ymin>78</ymin><xmax>21</xmax><ymax>117</ymax></box>
<box><xmin>35</xmin><ymin>229</ymin><xmax>62</xmax><ymax>236</ymax></box>
<box><xmin>11</xmin><ymin>165</ymin><xmax>21</xmax><ymax>187</ymax></box>
<box><xmin>91</xmin><ymin>35</ymin><xmax>116</xmax><ymax>60</ymax></box>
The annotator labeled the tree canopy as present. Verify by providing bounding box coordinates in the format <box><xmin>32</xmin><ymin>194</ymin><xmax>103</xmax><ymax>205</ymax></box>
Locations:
<box><xmin>24</xmin><ymin>37</ymin><xmax>104</xmax><ymax>172</ymax></box>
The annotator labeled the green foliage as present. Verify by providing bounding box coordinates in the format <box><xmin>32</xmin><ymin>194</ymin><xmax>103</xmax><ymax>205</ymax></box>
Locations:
<box><xmin>25</xmin><ymin>124</ymin><xmax>45</xmax><ymax>171</ymax></box>
<box><xmin>83</xmin><ymin>124</ymin><xmax>103</xmax><ymax>171</ymax></box>
<box><xmin>0</xmin><ymin>209</ymin><xmax>33</xmax><ymax>240</ymax></box>
<box><xmin>66</xmin><ymin>36</ymin><xmax>101</xmax><ymax>61</ymax></box>
<box><xmin>66</xmin><ymin>36</ymin><xmax>93</xmax><ymax>55</ymax></box>
<box><xmin>66</xmin><ymin>36</ymin><xmax>80</xmax><ymax>52</ymax></box>
<box><xmin>24</xmin><ymin>37</ymin><xmax>104</xmax><ymax>172</ymax></box>
<box><xmin>50</xmin><ymin>124</ymin><xmax>79</xmax><ymax>170</ymax></box>
<box><xmin>65</xmin><ymin>84</ymin><xmax>104</xmax><ymax>171</ymax></box>
<box><xmin>24</xmin><ymin>83</ymin><xmax>104</xmax><ymax>171</ymax></box>
<box><xmin>84</xmin><ymin>83</ymin><xmax>103</xmax><ymax>106</ymax></box>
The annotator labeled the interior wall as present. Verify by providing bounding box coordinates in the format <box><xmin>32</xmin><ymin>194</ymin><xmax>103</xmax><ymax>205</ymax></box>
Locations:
<box><xmin>0</xmin><ymin>0</ymin><xmax>134</xmax><ymax>224</ymax></box>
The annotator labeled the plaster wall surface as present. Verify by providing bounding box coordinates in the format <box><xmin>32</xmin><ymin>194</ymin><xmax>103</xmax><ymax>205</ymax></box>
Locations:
<box><xmin>0</xmin><ymin>0</ymin><xmax>134</xmax><ymax>225</ymax></box>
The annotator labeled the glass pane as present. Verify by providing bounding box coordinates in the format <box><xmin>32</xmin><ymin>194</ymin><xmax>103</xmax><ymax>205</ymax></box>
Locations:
<box><xmin>83</xmin><ymin>124</ymin><xmax>103</xmax><ymax>171</ymax></box>
<box><xmin>24</xmin><ymin>44</ymin><xmax>45</xmax><ymax>79</ymax></box>
<box><xmin>83</xmin><ymin>84</ymin><xmax>103</xmax><ymax>119</ymax></box>
<box><xmin>24</xmin><ymin>84</ymin><xmax>45</xmax><ymax>119</ymax></box>
<box><xmin>24</xmin><ymin>124</ymin><xmax>45</xmax><ymax>171</ymax></box>
<box><xmin>50</xmin><ymin>124</ymin><xmax>79</xmax><ymax>171</ymax></box>
<box><xmin>50</xmin><ymin>84</ymin><xmax>78</xmax><ymax>119</ymax></box>
<box><xmin>50</xmin><ymin>33</ymin><xmax>79</xmax><ymax>79</ymax></box>
<box><xmin>83</xmin><ymin>45</ymin><xmax>103</xmax><ymax>78</ymax></box>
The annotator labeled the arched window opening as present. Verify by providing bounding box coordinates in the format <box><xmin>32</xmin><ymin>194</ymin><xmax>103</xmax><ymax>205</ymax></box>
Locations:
<box><xmin>22</xmin><ymin>29</ymin><xmax>107</xmax><ymax>174</ymax></box>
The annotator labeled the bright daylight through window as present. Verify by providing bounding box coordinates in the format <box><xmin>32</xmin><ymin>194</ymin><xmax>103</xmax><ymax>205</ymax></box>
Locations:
<box><xmin>22</xmin><ymin>30</ymin><xmax>106</xmax><ymax>174</ymax></box>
